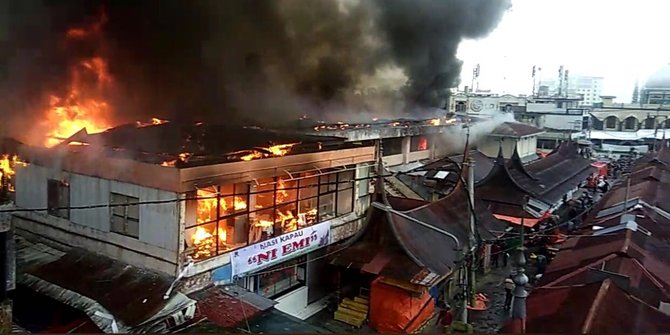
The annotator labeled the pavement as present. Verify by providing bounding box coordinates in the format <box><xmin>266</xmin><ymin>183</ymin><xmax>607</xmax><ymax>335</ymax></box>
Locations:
<box><xmin>182</xmin><ymin>265</ymin><xmax>521</xmax><ymax>334</ymax></box>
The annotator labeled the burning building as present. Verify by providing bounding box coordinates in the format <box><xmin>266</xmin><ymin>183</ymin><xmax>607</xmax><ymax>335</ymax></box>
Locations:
<box><xmin>11</xmin><ymin>121</ymin><xmax>376</xmax><ymax>319</ymax></box>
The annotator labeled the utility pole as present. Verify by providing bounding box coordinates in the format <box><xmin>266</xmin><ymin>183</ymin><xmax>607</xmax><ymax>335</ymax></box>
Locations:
<box><xmin>467</xmin><ymin>156</ymin><xmax>476</xmax><ymax>309</ymax></box>
<box><xmin>510</xmin><ymin>214</ymin><xmax>528</xmax><ymax>333</ymax></box>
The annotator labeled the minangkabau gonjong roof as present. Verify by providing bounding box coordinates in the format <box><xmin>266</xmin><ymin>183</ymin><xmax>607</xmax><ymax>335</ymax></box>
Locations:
<box><xmin>331</xmin><ymin>169</ymin><xmax>506</xmax><ymax>287</ymax></box>
<box><xmin>477</xmin><ymin>141</ymin><xmax>595</xmax><ymax>217</ymax></box>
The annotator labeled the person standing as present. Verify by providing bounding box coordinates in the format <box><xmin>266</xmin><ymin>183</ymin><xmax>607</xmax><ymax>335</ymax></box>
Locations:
<box><xmin>503</xmin><ymin>276</ymin><xmax>515</xmax><ymax>310</ymax></box>
<box><xmin>491</xmin><ymin>243</ymin><xmax>500</xmax><ymax>268</ymax></box>
<box><xmin>435</xmin><ymin>302</ymin><xmax>453</xmax><ymax>332</ymax></box>
<box><xmin>502</xmin><ymin>250</ymin><xmax>510</xmax><ymax>267</ymax></box>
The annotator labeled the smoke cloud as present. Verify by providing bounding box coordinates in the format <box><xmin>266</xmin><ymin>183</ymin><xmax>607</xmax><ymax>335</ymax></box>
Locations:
<box><xmin>0</xmin><ymin>0</ymin><xmax>511</xmax><ymax>140</ymax></box>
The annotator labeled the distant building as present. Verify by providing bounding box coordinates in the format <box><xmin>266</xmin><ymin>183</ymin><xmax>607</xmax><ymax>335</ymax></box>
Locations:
<box><xmin>513</xmin><ymin>96</ymin><xmax>589</xmax><ymax>151</ymax></box>
<box><xmin>448</xmin><ymin>93</ymin><xmax>527</xmax><ymax>115</ymax></box>
<box><xmin>640</xmin><ymin>63</ymin><xmax>670</xmax><ymax>105</ymax></box>
<box><xmin>540</xmin><ymin>75</ymin><xmax>604</xmax><ymax>106</ymax></box>
<box><xmin>587</xmin><ymin>96</ymin><xmax>670</xmax><ymax>157</ymax></box>
<box><xmin>480</xmin><ymin>122</ymin><xmax>544</xmax><ymax>162</ymax></box>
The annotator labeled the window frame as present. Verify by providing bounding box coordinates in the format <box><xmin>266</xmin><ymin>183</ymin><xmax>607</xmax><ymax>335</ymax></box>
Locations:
<box><xmin>47</xmin><ymin>179</ymin><xmax>70</xmax><ymax>219</ymax></box>
<box><xmin>186</xmin><ymin>166</ymin><xmax>358</xmax><ymax>261</ymax></box>
<box><xmin>109</xmin><ymin>192</ymin><xmax>140</xmax><ymax>239</ymax></box>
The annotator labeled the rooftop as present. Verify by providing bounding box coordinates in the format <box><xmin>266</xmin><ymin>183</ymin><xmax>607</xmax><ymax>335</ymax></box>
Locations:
<box><xmin>489</xmin><ymin>122</ymin><xmax>544</xmax><ymax>138</ymax></box>
<box><xmin>524</xmin><ymin>279</ymin><xmax>670</xmax><ymax>333</ymax></box>
<box><xmin>56</xmin><ymin>122</ymin><xmax>364</xmax><ymax>168</ymax></box>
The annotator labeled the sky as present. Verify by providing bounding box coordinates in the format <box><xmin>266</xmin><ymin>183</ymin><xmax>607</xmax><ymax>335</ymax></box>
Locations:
<box><xmin>456</xmin><ymin>0</ymin><xmax>670</xmax><ymax>102</ymax></box>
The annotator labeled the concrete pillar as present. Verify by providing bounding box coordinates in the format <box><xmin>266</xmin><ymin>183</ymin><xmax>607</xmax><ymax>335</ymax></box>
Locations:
<box><xmin>401</xmin><ymin>136</ymin><xmax>411</xmax><ymax>164</ymax></box>
<box><xmin>429</xmin><ymin>135</ymin><xmax>437</xmax><ymax>160</ymax></box>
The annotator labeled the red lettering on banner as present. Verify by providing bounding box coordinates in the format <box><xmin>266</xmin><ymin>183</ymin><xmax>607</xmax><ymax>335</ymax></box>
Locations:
<box><xmin>282</xmin><ymin>237</ymin><xmax>312</xmax><ymax>256</ymax></box>
<box><xmin>249</xmin><ymin>248</ymin><xmax>278</xmax><ymax>266</ymax></box>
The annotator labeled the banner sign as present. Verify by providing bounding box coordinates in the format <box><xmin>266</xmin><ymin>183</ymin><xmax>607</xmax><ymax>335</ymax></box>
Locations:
<box><xmin>231</xmin><ymin>221</ymin><xmax>331</xmax><ymax>277</ymax></box>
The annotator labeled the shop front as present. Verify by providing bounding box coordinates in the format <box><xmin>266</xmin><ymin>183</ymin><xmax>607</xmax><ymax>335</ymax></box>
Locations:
<box><xmin>232</xmin><ymin>219</ymin><xmax>334</xmax><ymax>318</ymax></box>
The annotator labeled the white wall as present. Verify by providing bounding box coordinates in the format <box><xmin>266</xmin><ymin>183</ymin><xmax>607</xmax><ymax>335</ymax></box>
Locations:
<box><xmin>542</xmin><ymin>114</ymin><xmax>583</xmax><ymax>130</ymax></box>
<box><xmin>274</xmin><ymin>286</ymin><xmax>309</xmax><ymax>318</ymax></box>
<box><xmin>14</xmin><ymin>164</ymin><xmax>181</xmax><ymax>274</ymax></box>
<box><xmin>481</xmin><ymin>136</ymin><xmax>537</xmax><ymax>160</ymax></box>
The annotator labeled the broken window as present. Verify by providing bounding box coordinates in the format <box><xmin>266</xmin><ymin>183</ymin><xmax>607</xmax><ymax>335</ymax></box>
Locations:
<box><xmin>110</xmin><ymin>193</ymin><xmax>140</xmax><ymax>238</ymax></box>
<box><xmin>47</xmin><ymin>179</ymin><xmax>70</xmax><ymax>219</ymax></box>
<box><xmin>186</xmin><ymin>166</ymin><xmax>359</xmax><ymax>261</ymax></box>
<box><xmin>411</xmin><ymin>135</ymin><xmax>429</xmax><ymax>152</ymax></box>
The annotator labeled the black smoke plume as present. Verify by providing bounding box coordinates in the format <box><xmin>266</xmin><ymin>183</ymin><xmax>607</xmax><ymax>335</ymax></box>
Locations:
<box><xmin>0</xmin><ymin>0</ymin><xmax>510</xmax><ymax>141</ymax></box>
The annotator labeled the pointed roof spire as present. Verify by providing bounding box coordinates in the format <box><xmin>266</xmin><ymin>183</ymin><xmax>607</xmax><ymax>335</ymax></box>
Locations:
<box><xmin>494</xmin><ymin>140</ymin><xmax>505</xmax><ymax>165</ymax></box>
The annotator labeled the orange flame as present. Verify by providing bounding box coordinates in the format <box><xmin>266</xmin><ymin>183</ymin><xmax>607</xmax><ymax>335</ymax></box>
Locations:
<box><xmin>161</xmin><ymin>152</ymin><xmax>191</xmax><ymax>167</ymax></box>
<box><xmin>430</xmin><ymin>118</ymin><xmax>441</xmax><ymax>126</ymax></box>
<box><xmin>240</xmin><ymin>143</ymin><xmax>297</xmax><ymax>161</ymax></box>
<box><xmin>137</xmin><ymin>117</ymin><xmax>169</xmax><ymax>128</ymax></box>
<box><xmin>191</xmin><ymin>188</ymin><xmax>248</xmax><ymax>259</ymax></box>
<box><xmin>44</xmin><ymin>13</ymin><xmax>111</xmax><ymax>147</ymax></box>
<box><xmin>0</xmin><ymin>154</ymin><xmax>28</xmax><ymax>192</ymax></box>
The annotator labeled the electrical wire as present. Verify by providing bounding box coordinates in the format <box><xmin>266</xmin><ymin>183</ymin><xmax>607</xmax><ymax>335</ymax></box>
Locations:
<box><xmin>0</xmin><ymin>174</ymin><xmax>393</xmax><ymax>214</ymax></box>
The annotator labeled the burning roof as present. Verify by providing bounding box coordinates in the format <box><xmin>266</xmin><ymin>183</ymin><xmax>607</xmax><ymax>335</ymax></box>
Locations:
<box><xmin>54</xmin><ymin>121</ymin><xmax>365</xmax><ymax>168</ymax></box>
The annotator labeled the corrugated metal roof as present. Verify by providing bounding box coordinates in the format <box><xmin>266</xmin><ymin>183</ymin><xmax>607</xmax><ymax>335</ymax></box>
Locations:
<box><xmin>478</xmin><ymin>141</ymin><xmax>594</xmax><ymax>208</ymax></box>
<box><xmin>16</xmin><ymin>242</ymin><xmax>196</xmax><ymax>332</ymax></box>
<box><xmin>524</xmin><ymin>279</ymin><xmax>670</xmax><ymax>333</ymax></box>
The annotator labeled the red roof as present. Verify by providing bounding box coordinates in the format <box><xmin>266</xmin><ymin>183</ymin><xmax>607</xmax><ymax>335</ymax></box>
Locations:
<box><xmin>193</xmin><ymin>287</ymin><xmax>261</xmax><ymax>328</ymax></box>
<box><xmin>524</xmin><ymin>280</ymin><xmax>670</xmax><ymax>333</ymax></box>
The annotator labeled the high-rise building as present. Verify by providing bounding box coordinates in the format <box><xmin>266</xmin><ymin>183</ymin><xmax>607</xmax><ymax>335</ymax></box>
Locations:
<box><xmin>570</xmin><ymin>76</ymin><xmax>604</xmax><ymax>106</ymax></box>
<box><xmin>538</xmin><ymin>72</ymin><xmax>604</xmax><ymax>106</ymax></box>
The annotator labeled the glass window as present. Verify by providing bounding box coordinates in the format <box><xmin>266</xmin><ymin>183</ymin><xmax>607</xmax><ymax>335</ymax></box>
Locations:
<box><xmin>382</xmin><ymin>137</ymin><xmax>403</xmax><ymax>156</ymax></box>
<box><xmin>337</xmin><ymin>187</ymin><xmax>353</xmax><ymax>216</ymax></box>
<box><xmin>298</xmin><ymin>197</ymin><xmax>318</xmax><ymax>227</ymax></box>
<box><xmin>249</xmin><ymin>208</ymin><xmax>275</xmax><ymax>244</ymax></box>
<box><xmin>299</xmin><ymin>174</ymin><xmax>318</xmax><ymax>200</ymax></box>
<box><xmin>319</xmin><ymin>173</ymin><xmax>337</xmax><ymax>193</ymax></box>
<box><xmin>318</xmin><ymin>193</ymin><xmax>336</xmax><ymax>221</ymax></box>
<box><xmin>276</xmin><ymin>177</ymin><xmax>297</xmax><ymax>205</ymax></box>
<box><xmin>185</xmin><ymin>221</ymin><xmax>218</xmax><ymax>260</ymax></box>
<box><xmin>411</xmin><ymin>136</ymin><xmax>429</xmax><ymax>151</ymax></box>
<box><xmin>110</xmin><ymin>192</ymin><xmax>140</xmax><ymax>238</ymax></box>
<box><xmin>186</xmin><ymin>168</ymin><xmax>365</xmax><ymax>261</ymax></box>
<box><xmin>624</xmin><ymin>117</ymin><xmax>637</xmax><ymax>130</ymax></box>
<box><xmin>47</xmin><ymin>179</ymin><xmax>70</xmax><ymax>219</ymax></box>
<box><xmin>257</xmin><ymin>257</ymin><xmax>305</xmax><ymax>298</ymax></box>
<box><xmin>604</xmin><ymin>116</ymin><xmax>617</xmax><ymax>129</ymax></box>
<box><xmin>276</xmin><ymin>202</ymin><xmax>298</xmax><ymax>234</ymax></box>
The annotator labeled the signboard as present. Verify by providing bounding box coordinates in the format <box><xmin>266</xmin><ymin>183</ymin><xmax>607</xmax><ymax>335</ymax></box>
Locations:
<box><xmin>231</xmin><ymin>221</ymin><xmax>331</xmax><ymax>277</ymax></box>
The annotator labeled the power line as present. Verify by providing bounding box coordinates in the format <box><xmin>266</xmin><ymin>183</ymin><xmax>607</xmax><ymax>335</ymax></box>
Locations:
<box><xmin>0</xmin><ymin>174</ymin><xmax>394</xmax><ymax>214</ymax></box>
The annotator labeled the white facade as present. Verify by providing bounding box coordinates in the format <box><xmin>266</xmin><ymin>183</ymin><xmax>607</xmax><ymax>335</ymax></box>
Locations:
<box><xmin>480</xmin><ymin>136</ymin><xmax>538</xmax><ymax>161</ymax></box>
<box><xmin>14</xmin><ymin>164</ymin><xmax>182</xmax><ymax>274</ymax></box>
<box><xmin>11</xmin><ymin>145</ymin><xmax>375</xmax><ymax>298</ymax></box>
<box><xmin>539</xmin><ymin>75</ymin><xmax>604</xmax><ymax>106</ymax></box>
<box><xmin>572</xmin><ymin>76</ymin><xmax>604</xmax><ymax>106</ymax></box>
<box><xmin>450</xmin><ymin>94</ymin><xmax>528</xmax><ymax>115</ymax></box>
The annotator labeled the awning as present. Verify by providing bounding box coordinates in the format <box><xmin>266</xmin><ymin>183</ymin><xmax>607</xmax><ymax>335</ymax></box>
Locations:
<box><xmin>493</xmin><ymin>214</ymin><xmax>540</xmax><ymax>228</ymax></box>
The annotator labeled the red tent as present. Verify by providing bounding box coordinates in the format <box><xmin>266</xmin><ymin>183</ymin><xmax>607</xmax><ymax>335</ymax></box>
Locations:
<box><xmin>591</xmin><ymin>162</ymin><xmax>608</xmax><ymax>177</ymax></box>
<box><xmin>369</xmin><ymin>277</ymin><xmax>435</xmax><ymax>333</ymax></box>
